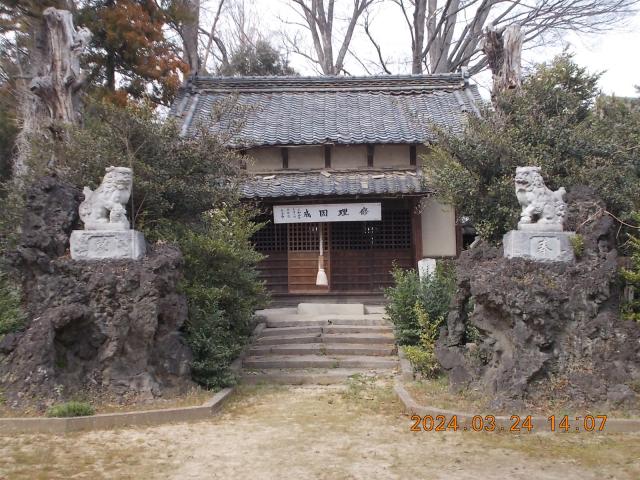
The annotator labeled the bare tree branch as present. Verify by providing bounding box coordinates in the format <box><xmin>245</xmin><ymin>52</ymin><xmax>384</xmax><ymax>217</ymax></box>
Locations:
<box><xmin>362</xmin><ymin>11</ymin><xmax>392</xmax><ymax>74</ymax></box>
<box><xmin>285</xmin><ymin>0</ymin><xmax>378</xmax><ymax>75</ymax></box>
<box><xmin>202</xmin><ymin>0</ymin><xmax>225</xmax><ymax>73</ymax></box>
<box><xmin>347</xmin><ymin>47</ymin><xmax>374</xmax><ymax>75</ymax></box>
<box><xmin>364</xmin><ymin>0</ymin><xmax>640</xmax><ymax>75</ymax></box>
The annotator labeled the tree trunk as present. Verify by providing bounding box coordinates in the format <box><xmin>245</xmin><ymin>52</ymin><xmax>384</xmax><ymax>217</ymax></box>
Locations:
<box><xmin>14</xmin><ymin>8</ymin><xmax>92</xmax><ymax>175</ymax></box>
<box><xmin>411</xmin><ymin>0</ymin><xmax>426</xmax><ymax>74</ymax></box>
<box><xmin>483</xmin><ymin>24</ymin><xmax>522</xmax><ymax>102</ymax></box>
<box><xmin>180</xmin><ymin>0</ymin><xmax>201</xmax><ymax>75</ymax></box>
<box><xmin>29</xmin><ymin>8</ymin><xmax>92</xmax><ymax>124</ymax></box>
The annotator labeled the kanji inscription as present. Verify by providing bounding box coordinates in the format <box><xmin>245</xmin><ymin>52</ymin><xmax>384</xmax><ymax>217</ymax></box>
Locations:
<box><xmin>273</xmin><ymin>203</ymin><xmax>382</xmax><ymax>224</ymax></box>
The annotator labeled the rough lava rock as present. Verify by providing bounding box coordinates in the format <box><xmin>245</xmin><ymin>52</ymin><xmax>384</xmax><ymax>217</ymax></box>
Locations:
<box><xmin>0</xmin><ymin>176</ymin><xmax>193</xmax><ymax>409</ymax></box>
<box><xmin>436</xmin><ymin>188</ymin><xmax>640</xmax><ymax>410</ymax></box>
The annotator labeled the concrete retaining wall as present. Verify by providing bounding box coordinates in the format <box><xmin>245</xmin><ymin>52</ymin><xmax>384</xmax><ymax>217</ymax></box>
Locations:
<box><xmin>0</xmin><ymin>388</ymin><xmax>234</xmax><ymax>435</ymax></box>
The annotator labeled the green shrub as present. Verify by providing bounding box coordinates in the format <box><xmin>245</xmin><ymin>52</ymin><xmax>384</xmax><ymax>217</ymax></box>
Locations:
<box><xmin>570</xmin><ymin>234</ymin><xmax>585</xmax><ymax>259</ymax></box>
<box><xmin>402</xmin><ymin>302</ymin><xmax>446</xmax><ymax>378</ymax></box>
<box><xmin>46</xmin><ymin>401</ymin><xmax>95</xmax><ymax>418</ymax></box>
<box><xmin>621</xmin><ymin>212</ymin><xmax>640</xmax><ymax>322</ymax></box>
<box><xmin>385</xmin><ymin>263</ymin><xmax>455</xmax><ymax>377</ymax></box>
<box><xmin>384</xmin><ymin>267</ymin><xmax>422</xmax><ymax>344</ymax></box>
<box><xmin>384</xmin><ymin>262</ymin><xmax>455</xmax><ymax>346</ymax></box>
<box><xmin>404</xmin><ymin>345</ymin><xmax>440</xmax><ymax>378</ymax></box>
<box><xmin>0</xmin><ymin>270</ymin><xmax>25</xmax><ymax>339</ymax></box>
<box><xmin>156</xmin><ymin>208</ymin><xmax>267</xmax><ymax>388</ymax></box>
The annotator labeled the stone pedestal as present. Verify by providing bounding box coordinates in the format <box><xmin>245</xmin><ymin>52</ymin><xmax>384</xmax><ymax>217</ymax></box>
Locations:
<box><xmin>70</xmin><ymin>230</ymin><xmax>146</xmax><ymax>260</ymax></box>
<box><xmin>503</xmin><ymin>230</ymin><xmax>575</xmax><ymax>262</ymax></box>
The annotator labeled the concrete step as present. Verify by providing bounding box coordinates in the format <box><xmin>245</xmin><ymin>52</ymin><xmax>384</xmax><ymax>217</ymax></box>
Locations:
<box><xmin>241</xmin><ymin>368</ymin><xmax>394</xmax><ymax>385</ymax></box>
<box><xmin>365</xmin><ymin>305</ymin><xmax>386</xmax><ymax>314</ymax></box>
<box><xmin>266</xmin><ymin>314</ymin><xmax>389</xmax><ymax>328</ymax></box>
<box><xmin>321</xmin><ymin>332</ymin><xmax>395</xmax><ymax>344</ymax></box>
<box><xmin>322</xmin><ymin>325</ymin><xmax>393</xmax><ymax>335</ymax></box>
<box><xmin>249</xmin><ymin>343</ymin><xmax>396</xmax><ymax>357</ymax></box>
<box><xmin>243</xmin><ymin>354</ymin><xmax>399</xmax><ymax>370</ymax></box>
<box><xmin>258</xmin><ymin>325</ymin><xmax>393</xmax><ymax>338</ymax></box>
<box><xmin>297</xmin><ymin>303</ymin><xmax>364</xmax><ymax>315</ymax></box>
<box><xmin>258</xmin><ymin>326</ymin><xmax>323</xmax><ymax>337</ymax></box>
<box><xmin>255</xmin><ymin>333</ymin><xmax>395</xmax><ymax>346</ymax></box>
<box><xmin>267</xmin><ymin>296</ymin><xmax>386</xmax><ymax>308</ymax></box>
<box><xmin>256</xmin><ymin>334</ymin><xmax>322</xmax><ymax>345</ymax></box>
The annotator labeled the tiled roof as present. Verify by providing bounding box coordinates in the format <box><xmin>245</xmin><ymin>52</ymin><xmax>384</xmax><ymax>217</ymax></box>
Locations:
<box><xmin>241</xmin><ymin>170</ymin><xmax>430</xmax><ymax>199</ymax></box>
<box><xmin>170</xmin><ymin>73</ymin><xmax>481</xmax><ymax>146</ymax></box>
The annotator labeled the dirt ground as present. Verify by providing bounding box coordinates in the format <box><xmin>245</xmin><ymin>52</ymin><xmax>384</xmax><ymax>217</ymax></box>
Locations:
<box><xmin>1</xmin><ymin>380</ymin><xmax>639</xmax><ymax>480</ymax></box>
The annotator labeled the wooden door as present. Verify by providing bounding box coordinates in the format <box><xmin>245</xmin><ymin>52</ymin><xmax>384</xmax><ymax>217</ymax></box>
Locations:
<box><xmin>330</xmin><ymin>206</ymin><xmax>413</xmax><ymax>292</ymax></box>
<box><xmin>287</xmin><ymin>223</ymin><xmax>330</xmax><ymax>293</ymax></box>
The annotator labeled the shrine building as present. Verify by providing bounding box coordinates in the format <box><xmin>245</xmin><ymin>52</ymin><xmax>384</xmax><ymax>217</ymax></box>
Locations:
<box><xmin>170</xmin><ymin>73</ymin><xmax>481</xmax><ymax>300</ymax></box>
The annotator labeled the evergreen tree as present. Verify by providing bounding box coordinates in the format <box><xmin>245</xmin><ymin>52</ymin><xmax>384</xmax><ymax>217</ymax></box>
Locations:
<box><xmin>219</xmin><ymin>39</ymin><xmax>296</xmax><ymax>77</ymax></box>
<box><xmin>426</xmin><ymin>55</ymin><xmax>640</xmax><ymax>242</ymax></box>
<box><xmin>77</xmin><ymin>0</ymin><xmax>187</xmax><ymax>106</ymax></box>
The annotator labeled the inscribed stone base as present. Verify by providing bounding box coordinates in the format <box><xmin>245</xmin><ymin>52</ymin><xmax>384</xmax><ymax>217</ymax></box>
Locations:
<box><xmin>503</xmin><ymin>230</ymin><xmax>575</xmax><ymax>262</ymax></box>
<box><xmin>70</xmin><ymin>230</ymin><xmax>146</xmax><ymax>260</ymax></box>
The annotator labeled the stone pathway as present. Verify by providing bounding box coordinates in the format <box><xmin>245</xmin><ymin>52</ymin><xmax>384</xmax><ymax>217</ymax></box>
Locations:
<box><xmin>242</xmin><ymin>303</ymin><xmax>399</xmax><ymax>385</ymax></box>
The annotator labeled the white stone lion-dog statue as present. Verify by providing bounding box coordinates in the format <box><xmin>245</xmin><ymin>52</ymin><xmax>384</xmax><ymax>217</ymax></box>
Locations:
<box><xmin>79</xmin><ymin>166</ymin><xmax>132</xmax><ymax>230</ymax></box>
<box><xmin>515</xmin><ymin>166</ymin><xmax>567</xmax><ymax>229</ymax></box>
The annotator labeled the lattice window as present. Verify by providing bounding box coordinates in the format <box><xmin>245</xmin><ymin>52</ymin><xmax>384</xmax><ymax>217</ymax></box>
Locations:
<box><xmin>331</xmin><ymin>209</ymin><xmax>411</xmax><ymax>250</ymax></box>
<box><xmin>252</xmin><ymin>218</ymin><xmax>288</xmax><ymax>252</ymax></box>
<box><xmin>288</xmin><ymin>223</ymin><xmax>329</xmax><ymax>252</ymax></box>
<box><xmin>375</xmin><ymin>209</ymin><xmax>411</xmax><ymax>248</ymax></box>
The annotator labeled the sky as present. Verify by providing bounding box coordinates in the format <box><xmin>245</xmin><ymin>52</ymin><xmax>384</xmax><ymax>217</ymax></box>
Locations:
<box><xmin>223</xmin><ymin>0</ymin><xmax>640</xmax><ymax>99</ymax></box>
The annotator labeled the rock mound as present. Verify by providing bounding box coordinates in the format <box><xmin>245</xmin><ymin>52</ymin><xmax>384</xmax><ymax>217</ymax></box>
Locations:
<box><xmin>0</xmin><ymin>176</ymin><xmax>193</xmax><ymax>409</ymax></box>
<box><xmin>436</xmin><ymin>189</ymin><xmax>640</xmax><ymax>410</ymax></box>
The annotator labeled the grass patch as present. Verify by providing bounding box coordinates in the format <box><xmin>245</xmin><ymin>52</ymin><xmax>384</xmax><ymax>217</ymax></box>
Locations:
<box><xmin>341</xmin><ymin>375</ymin><xmax>399</xmax><ymax>414</ymax></box>
<box><xmin>407</xmin><ymin>375</ymin><xmax>487</xmax><ymax>412</ymax></box>
<box><xmin>46</xmin><ymin>401</ymin><xmax>95</xmax><ymax>418</ymax></box>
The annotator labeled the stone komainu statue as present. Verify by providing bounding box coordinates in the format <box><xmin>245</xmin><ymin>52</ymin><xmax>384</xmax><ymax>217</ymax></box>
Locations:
<box><xmin>79</xmin><ymin>166</ymin><xmax>132</xmax><ymax>230</ymax></box>
<box><xmin>515</xmin><ymin>166</ymin><xmax>567</xmax><ymax>228</ymax></box>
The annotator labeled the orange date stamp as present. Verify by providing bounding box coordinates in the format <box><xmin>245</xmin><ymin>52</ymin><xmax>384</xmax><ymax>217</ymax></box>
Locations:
<box><xmin>410</xmin><ymin>414</ymin><xmax>608</xmax><ymax>432</ymax></box>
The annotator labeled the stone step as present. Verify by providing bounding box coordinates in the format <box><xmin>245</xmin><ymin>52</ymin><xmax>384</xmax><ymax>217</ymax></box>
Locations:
<box><xmin>241</xmin><ymin>368</ymin><xmax>394</xmax><ymax>385</ymax></box>
<box><xmin>322</xmin><ymin>332</ymin><xmax>395</xmax><ymax>343</ymax></box>
<box><xmin>258</xmin><ymin>326</ymin><xmax>323</xmax><ymax>337</ymax></box>
<box><xmin>243</xmin><ymin>354</ymin><xmax>399</xmax><ymax>370</ymax></box>
<box><xmin>255</xmin><ymin>333</ymin><xmax>395</xmax><ymax>346</ymax></box>
<box><xmin>266</xmin><ymin>314</ymin><xmax>389</xmax><ymax>328</ymax></box>
<box><xmin>364</xmin><ymin>305</ymin><xmax>386</xmax><ymax>315</ymax></box>
<box><xmin>249</xmin><ymin>343</ymin><xmax>396</xmax><ymax>357</ymax></box>
<box><xmin>322</xmin><ymin>325</ymin><xmax>394</xmax><ymax>335</ymax></box>
<box><xmin>258</xmin><ymin>324</ymin><xmax>393</xmax><ymax>337</ymax></box>
<box><xmin>297</xmin><ymin>303</ymin><xmax>365</xmax><ymax>315</ymax></box>
<box><xmin>256</xmin><ymin>333</ymin><xmax>322</xmax><ymax>345</ymax></box>
<box><xmin>267</xmin><ymin>295</ymin><xmax>386</xmax><ymax>308</ymax></box>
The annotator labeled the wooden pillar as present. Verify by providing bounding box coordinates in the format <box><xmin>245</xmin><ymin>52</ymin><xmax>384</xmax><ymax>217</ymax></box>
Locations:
<box><xmin>367</xmin><ymin>144</ymin><xmax>375</xmax><ymax>167</ymax></box>
<box><xmin>409</xmin><ymin>145</ymin><xmax>417</xmax><ymax>166</ymax></box>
